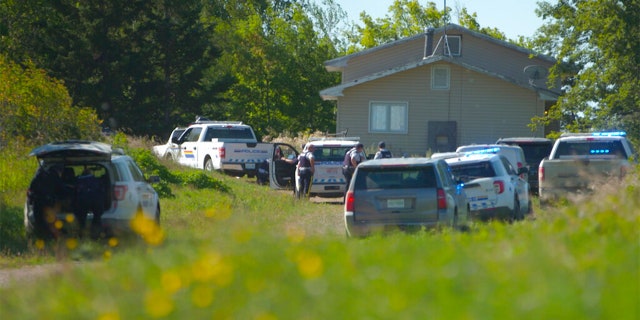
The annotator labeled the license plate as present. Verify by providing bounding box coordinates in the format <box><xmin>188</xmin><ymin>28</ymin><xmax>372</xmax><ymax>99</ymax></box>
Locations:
<box><xmin>245</xmin><ymin>163</ymin><xmax>255</xmax><ymax>169</ymax></box>
<box><xmin>387</xmin><ymin>199</ymin><xmax>405</xmax><ymax>209</ymax></box>
<box><xmin>326</xmin><ymin>168</ymin><xmax>339</xmax><ymax>174</ymax></box>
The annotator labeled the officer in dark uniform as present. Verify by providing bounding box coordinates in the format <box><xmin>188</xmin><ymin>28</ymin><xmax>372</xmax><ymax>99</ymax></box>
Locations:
<box><xmin>28</xmin><ymin>164</ymin><xmax>66</xmax><ymax>239</ymax></box>
<box><xmin>74</xmin><ymin>168</ymin><xmax>105</xmax><ymax>238</ymax></box>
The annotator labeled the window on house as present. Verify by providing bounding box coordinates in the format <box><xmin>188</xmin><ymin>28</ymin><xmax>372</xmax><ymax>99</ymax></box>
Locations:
<box><xmin>444</xmin><ymin>35</ymin><xmax>461</xmax><ymax>56</ymax></box>
<box><xmin>369</xmin><ymin>102</ymin><xmax>408</xmax><ymax>134</ymax></box>
<box><xmin>431</xmin><ymin>66</ymin><xmax>450</xmax><ymax>90</ymax></box>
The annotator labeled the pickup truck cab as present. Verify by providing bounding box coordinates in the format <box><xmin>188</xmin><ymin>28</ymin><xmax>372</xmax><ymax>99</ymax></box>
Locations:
<box><xmin>496</xmin><ymin>137</ymin><xmax>553</xmax><ymax>195</ymax></box>
<box><xmin>152</xmin><ymin>127</ymin><xmax>186</xmax><ymax>161</ymax></box>
<box><xmin>173</xmin><ymin>120</ymin><xmax>292</xmax><ymax>178</ymax></box>
<box><xmin>538</xmin><ymin>131</ymin><xmax>636</xmax><ymax>203</ymax></box>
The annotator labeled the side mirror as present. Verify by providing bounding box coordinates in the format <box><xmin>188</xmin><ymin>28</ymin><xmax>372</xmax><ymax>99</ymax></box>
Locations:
<box><xmin>517</xmin><ymin>167</ymin><xmax>528</xmax><ymax>175</ymax></box>
<box><xmin>148</xmin><ymin>175</ymin><xmax>161</xmax><ymax>183</ymax></box>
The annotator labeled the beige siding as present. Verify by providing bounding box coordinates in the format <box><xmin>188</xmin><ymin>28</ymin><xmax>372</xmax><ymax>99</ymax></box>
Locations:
<box><xmin>342</xmin><ymin>38</ymin><xmax>425</xmax><ymax>83</ymax></box>
<box><xmin>339</xmin><ymin>29</ymin><xmax>556</xmax><ymax>91</ymax></box>
<box><xmin>337</xmin><ymin>63</ymin><xmax>546</xmax><ymax>156</ymax></box>
<box><xmin>333</xmin><ymin>26</ymin><xmax>553</xmax><ymax>156</ymax></box>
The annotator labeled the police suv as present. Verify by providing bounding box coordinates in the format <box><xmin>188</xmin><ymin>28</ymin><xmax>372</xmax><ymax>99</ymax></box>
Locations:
<box><xmin>445</xmin><ymin>152</ymin><xmax>530</xmax><ymax>221</ymax></box>
<box><xmin>301</xmin><ymin>136</ymin><xmax>360</xmax><ymax>197</ymax></box>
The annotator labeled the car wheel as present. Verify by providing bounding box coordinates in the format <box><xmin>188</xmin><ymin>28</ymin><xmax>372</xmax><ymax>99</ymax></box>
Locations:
<box><xmin>204</xmin><ymin>158</ymin><xmax>214</xmax><ymax>173</ymax></box>
<box><xmin>451</xmin><ymin>208</ymin><xmax>459</xmax><ymax>228</ymax></box>
<box><xmin>155</xmin><ymin>204</ymin><xmax>161</xmax><ymax>225</ymax></box>
<box><xmin>512</xmin><ymin>196</ymin><xmax>523</xmax><ymax>221</ymax></box>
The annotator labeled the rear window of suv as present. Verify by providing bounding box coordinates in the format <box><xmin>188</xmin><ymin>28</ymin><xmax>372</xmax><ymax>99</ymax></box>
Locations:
<box><xmin>450</xmin><ymin>161</ymin><xmax>496</xmax><ymax>182</ymax></box>
<box><xmin>354</xmin><ymin>166</ymin><xmax>437</xmax><ymax>190</ymax></box>
<box><xmin>204</xmin><ymin>127</ymin><xmax>255</xmax><ymax>141</ymax></box>
<box><xmin>312</xmin><ymin>146</ymin><xmax>353</xmax><ymax>162</ymax></box>
<box><xmin>556</xmin><ymin>140</ymin><xmax>627</xmax><ymax>158</ymax></box>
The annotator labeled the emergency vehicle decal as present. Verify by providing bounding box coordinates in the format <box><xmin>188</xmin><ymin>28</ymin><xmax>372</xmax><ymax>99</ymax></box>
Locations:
<box><xmin>313</xmin><ymin>178</ymin><xmax>346</xmax><ymax>184</ymax></box>
<box><xmin>226</xmin><ymin>158</ymin><xmax>267</xmax><ymax>163</ymax></box>
<box><xmin>183</xmin><ymin>150</ymin><xmax>195</xmax><ymax>159</ymax></box>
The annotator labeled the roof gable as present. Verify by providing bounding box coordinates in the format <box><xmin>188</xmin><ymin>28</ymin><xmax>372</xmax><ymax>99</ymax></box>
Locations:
<box><xmin>322</xmin><ymin>24</ymin><xmax>560</xmax><ymax>100</ymax></box>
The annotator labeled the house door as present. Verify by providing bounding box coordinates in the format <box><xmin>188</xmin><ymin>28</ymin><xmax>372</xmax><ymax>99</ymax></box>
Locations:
<box><xmin>428</xmin><ymin>121</ymin><xmax>457</xmax><ymax>152</ymax></box>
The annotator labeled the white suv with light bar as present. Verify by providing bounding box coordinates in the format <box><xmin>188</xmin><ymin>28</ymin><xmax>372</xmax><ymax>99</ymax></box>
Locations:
<box><xmin>301</xmin><ymin>136</ymin><xmax>360</xmax><ymax>197</ymax></box>
<box><xmin>25</xmin><ymin>140</ymin><xmax>161</xmax><ymax>238</ymax></box>
<box><xmin>445</xmin><ymin>153</ymin><xmax>530</xmax><ymax>221</ymax></box>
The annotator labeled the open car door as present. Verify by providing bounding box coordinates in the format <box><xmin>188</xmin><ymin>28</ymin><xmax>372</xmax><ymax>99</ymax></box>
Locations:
<box><xmin>269</xmin><ymin>143</ymin><xmax>299</xmax><ymax>190</ymax></box>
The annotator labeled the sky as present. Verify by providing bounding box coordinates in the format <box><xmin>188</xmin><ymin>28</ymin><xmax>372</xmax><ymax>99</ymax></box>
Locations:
<box><xmin>329</xmin><ymin>0</ymin><xmax>544</xmax><ymax>40</ymax></box>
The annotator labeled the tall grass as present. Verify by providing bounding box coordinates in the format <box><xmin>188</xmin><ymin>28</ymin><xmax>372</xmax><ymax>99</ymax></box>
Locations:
<box><xmin>0</xmin><ymin>139</ymin><xmax>638</xmax><ymax>319</ymax></box>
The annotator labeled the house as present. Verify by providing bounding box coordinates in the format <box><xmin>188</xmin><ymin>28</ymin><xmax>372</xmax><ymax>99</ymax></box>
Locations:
<box><xmin>320</xmin><ymin>24</ymin><xmax>561</xmax><ymax>156</ymax></box>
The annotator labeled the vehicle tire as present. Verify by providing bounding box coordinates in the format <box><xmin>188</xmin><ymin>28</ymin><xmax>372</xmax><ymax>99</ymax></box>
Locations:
<box><xmin>204</xmin><ymin>157</ymin><xmax>214</xmax><ymax>173</ymax></box>
<box><xmin>451</xmin><ymin>208</ymin><xmax>459</xmax><ymax>228</ymax></box>
<box><xmin>512</xmin><ymin>196</ymin><xmax>523</xmax><ymax>221</ymax></box>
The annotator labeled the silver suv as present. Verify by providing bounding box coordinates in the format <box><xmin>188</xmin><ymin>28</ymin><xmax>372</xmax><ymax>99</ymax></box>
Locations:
<box><xmin>24</xmin><ymin>140</ymin><xmax>161</xmax><ymax>239</ymax></box>
<box><xmin>344</xmin><ymin>157</ymin><xmax>469</xmax><ymax>237</ymax></box>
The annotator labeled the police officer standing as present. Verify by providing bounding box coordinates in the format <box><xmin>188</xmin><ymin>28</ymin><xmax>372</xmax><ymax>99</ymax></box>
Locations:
<box><xmin>374</xmin><ymin>141</ymin><xmax>393</xmax><ymax>159</ymax></box>
<box><xmin>28</xmin><ymin>164</ymin><xmax>66</xmax><ymax>239</ymax></box>
<box><xmin>342</xmin><ymin>143</ymin><xmax>366</xmax><ymax>193</ymax></box>
<box><xmin>296</xmin><ymin>144</ymin><xmax>315</xmax><ymax>199</ymax></box>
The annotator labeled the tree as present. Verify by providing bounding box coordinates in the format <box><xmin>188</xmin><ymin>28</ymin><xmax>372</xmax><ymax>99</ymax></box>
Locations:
<box><xmin>205</xmin><ymin>0</ymin><xmax>340</xmax><ymax>138</ymax></box>
<box><xmin>531</xmin><ymin>0</ymin><xmax>640</xmax><ymax>141</ymax></box>
<box><xmin>0</xmin><ymin>0</ymin><xmax>222</xmax><ymax>136</ymax></box>
<box><xmin>0</xmin><ymin>55</ymin><xmax>101</xmax><ymax>146</ymax></box>
<box><xmin>342</xmin><ymin>0</ymin><xmax>511</xmax><ymax>52</ymax></box>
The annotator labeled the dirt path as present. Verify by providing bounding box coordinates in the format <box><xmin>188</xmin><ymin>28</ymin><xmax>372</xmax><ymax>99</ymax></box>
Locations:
<box><xmin>0</xmin><ymin>262</ymin><xmax>81</xmax><ymax>289</ymax></box>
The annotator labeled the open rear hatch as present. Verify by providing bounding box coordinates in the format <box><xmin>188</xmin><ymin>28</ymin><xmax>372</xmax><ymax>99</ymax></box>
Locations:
<box><xmin>29</xmin><ymin>140</ymin><xmax>114</xmax><ymax>162</ymax></box>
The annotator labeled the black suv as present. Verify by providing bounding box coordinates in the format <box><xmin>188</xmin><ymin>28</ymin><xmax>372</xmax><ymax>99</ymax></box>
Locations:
<box><xmin>496</xmin><ymin>137</ymin><xmax>553</xmax><ymax>195</ymax></box>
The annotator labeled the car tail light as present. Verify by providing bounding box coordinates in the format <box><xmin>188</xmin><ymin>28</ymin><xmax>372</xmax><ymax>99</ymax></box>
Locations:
<box><xmin>219</xmin><ymin>147</ymin><xmax>226</xmax><ymax>159</ymax></box>
<box><xmin>517</xmin><ymin>162</ymin><xmax>523</xmax><ymax>168</ymax></box>
<box><xmin>345</xmin><ymin>191</ymin><xmax>355</xmax><ymax>211</ymax></box>
<box><xmin>437</xmin><ymin>188</ymin><xmax>447</xmax><ymax>209</ymax></box>
<box><xmin>493</xmin><ymin>181</ymin><xmax>505</xmax><ymax>194</ymax></box>
<box><xmin>539</xmin><ymin>166</ymin><xmax>545</xmax><ymax>181</ymax></box>
<box><xmin>113</xmin><ymin>185</ymin><xmax>128</xmax><ymax>201</ymax></box>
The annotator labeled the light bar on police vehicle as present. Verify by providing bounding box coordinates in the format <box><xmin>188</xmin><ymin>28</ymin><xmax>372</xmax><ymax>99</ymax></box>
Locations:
<box><xmin>561</xmin><ymin>131</ymin><xmax>626</xmax><ymax>137</ymax></box>
<box><xmin>463</xmin><ymin>147</ymin><xmax>501</xmax><ymax>156</ymax></box>
<box><xmin>591</xmin><ymin>131</ymin><xmax>626</xmax><ymax>136</ymax></box>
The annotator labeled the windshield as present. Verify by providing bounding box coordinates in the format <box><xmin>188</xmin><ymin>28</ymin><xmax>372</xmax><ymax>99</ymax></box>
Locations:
<box><xmin>449</xmin><ymin>161</ymin><xmax>496</xmax><ymax>182</ymax></box>
<box><xmin>556</xmin><ymin>140</ymin><xmax>626</xmax><ymax>159</ymax></box>
<box><xmin>312</xmin><ymin>146</ymin><xmax>353</xmax><ymax>162</ymax></box>
<box><xmin>354</xmin><ymin>166</ymin><xmax>437</xmax><ymax>190</ymax></box>
<box><xmin>520</xmin><ymin>143</ymin><xmax>553</xmax><ymax>164</ymax></box>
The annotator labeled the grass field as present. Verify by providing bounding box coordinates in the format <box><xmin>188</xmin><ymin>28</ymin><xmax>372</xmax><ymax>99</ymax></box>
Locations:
<box><xmin>0</xmin><ymin>141</ymin><xmax>638</xmax><ymax>319</ymax></box>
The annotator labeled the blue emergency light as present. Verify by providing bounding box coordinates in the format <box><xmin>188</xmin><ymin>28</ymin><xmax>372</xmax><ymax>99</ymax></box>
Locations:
<box><xmin>589</xmin><ymin>149</ymin><xmax>611</xmax><ymax>154</ymax></box>
<box><xmin>464</xmin><ymin>147</ymin><xmax>500</xmax><ymax>156</ymax></box>
<box><xmin>592</xmin><ymin>131</ymin><xmax>626</xmax><ymax>136</ymax></box>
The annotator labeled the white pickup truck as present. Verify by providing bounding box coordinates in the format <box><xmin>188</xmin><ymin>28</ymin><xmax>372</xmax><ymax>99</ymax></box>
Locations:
<box><xmin>538</xmin><ymin>131</ymin><xmax>636</xmax><ymax>203</ymax></box>
<box><xmin>152</xmin><ymin>127</ymin><xmax>186</xmax><ymax>161</ymax></box>
<box><xmin>174</xmin><ymin>120</ymin><xmax>294</xmax><ymax>178</ymax></box>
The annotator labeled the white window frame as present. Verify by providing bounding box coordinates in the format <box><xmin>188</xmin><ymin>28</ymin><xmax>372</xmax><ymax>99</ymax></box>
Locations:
<box><xmin>369</xmin><ymin>101</ymin><xmax>408</xmax><ymax>134</ymax></box>
<box><xmin>431</xmin><ymin>65</ymin><xmax>450</xmax><ymax>90</ymax></box>
<box><xmin>444</xmin><ymin>35</ymin><xmax>461</xmax><ymax>56</ymax></box>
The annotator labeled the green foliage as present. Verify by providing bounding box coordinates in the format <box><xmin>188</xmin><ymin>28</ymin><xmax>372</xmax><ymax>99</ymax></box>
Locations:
<box><xmin>0</xmin><ymin>176</ymin><xmax>639</xmax><ymax>318</ymax></box>
<box><xmin>0</xmin><ymin>0</ymin><xmax>222</xmax><ymax>136</ymax></box>
<box><xmin>1</xmin><ymin>135</ymin><xmax>639</xmax><ymax>317</ymax></box>
<box><xmin>177</xmin><ymin>171</ymin><xmax>230</xmax><ymax>192</ymax></box>
<box><xmin>1</xmin><ymin>1</ymin><xmax>343</xmax><ymax>139</ymax></box>
<box><xmin>209</xmin><ymin>1</ymin><xmax>340</xmax><ymax>137</ymax></box>
<box><xmin>0</xmin><ymin>55</ymin><xmax>102</xmax><ymax>146</ymax></box>
<box><xmin>343</xmin><ymin>0</ymin><xmax>513</xmax><ymax>52</ymax></box>
<box><xmin>531</xmin><ymin>0</ymin><xmax>640</xmax><ymax>141</ymax></box>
